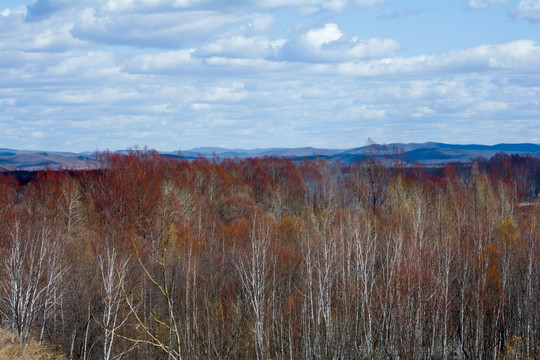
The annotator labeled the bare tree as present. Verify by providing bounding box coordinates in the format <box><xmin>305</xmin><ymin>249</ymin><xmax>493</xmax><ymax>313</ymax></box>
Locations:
<box><xmin>236</xmin><ymin>215</ymin><xmax>273</xmax><ymax>360</ymax></box>
<box><xmin>0</xmin><ymin>220</ymin><xmax>66</xmax><ymax>345</ymax></box>
<box><xmin>96</xmin><ymin>239</ymin><xmax>132</xmax><ymax>360</ymax></box>
<box><xmin>120</xmin><ymin>237</ymin><xmax>184</xmax><ymax>360</ymax></box>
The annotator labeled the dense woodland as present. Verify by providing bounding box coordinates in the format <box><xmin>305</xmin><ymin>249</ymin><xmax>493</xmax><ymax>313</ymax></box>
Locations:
<box><xmin>0</xmin><ymin>151</ymin><xmax>539</xmax><ymax>359</ymax></box>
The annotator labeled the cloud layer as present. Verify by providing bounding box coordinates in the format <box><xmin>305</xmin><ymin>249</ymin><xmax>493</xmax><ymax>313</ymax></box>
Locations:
<box><xmin>0</xmin><ymin>0</ymin><xmax>539</xmax><ymax>151</ymax></box>
<box><xmin>512</xmin><ymin>0</ymin><xmax>540</xmax><ymax>21</ymax></box>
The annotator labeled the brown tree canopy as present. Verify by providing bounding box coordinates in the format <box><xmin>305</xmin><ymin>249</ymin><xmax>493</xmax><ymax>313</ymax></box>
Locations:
<box><xmin>0</xmin><ymin>151</ymin><xmax>538</xmax><ymax>359</ymax></box>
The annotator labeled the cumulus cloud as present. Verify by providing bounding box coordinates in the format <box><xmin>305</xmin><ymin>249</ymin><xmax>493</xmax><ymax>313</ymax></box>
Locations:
<box><xmin>280</xmin><ymin>23</ymin><xmax>399</xmax><ymax>62</ymax></box>
<box><xmin>331</xmin><ymin>40</ymin><xmax>540</xmax><ymax>77</ymax></box>
<box><xmin>264</xmin><ymin>0</ymin><xmax>348</xmax><ymax>13</ymax></box>
<box><xmin>195</xmin><ymin>36</ymin><xmax>286</xmax><ymax>59</ymax></box>
<box><xmin>73</xmin><ymin>0</ymin><xmax>354</xmax><ymax>13</ymax></box>
<box><xmin>12</xmin><ymin>0</ymin><xmax>384</xmax><ymax>54</ymax></box>
<box><xmin>49</xmin><ymin>87</ymin><xmax>140</xmax><ymax>105</ymax></box>
<box><xmin>70</xmin><ymin>8</ymin><xmax>242</xmax><ymax>48</ymax></box>
<box><xmin>256</xmin><ymin>0</ymin><xmax>345</xmax><ymax>10</ymax></box>
<box><xmin>101</xmin><ymin>0</ymin><xmax>195</xmax><ymax>13</ymax></box>
<box><xmin>46</xmin><ymin>51</ymin><xmax>121</xmax><ymax>77</ymax></box>
<box><xmin>1</xmin><ymin>0</ymin><xmax>539</xmax><ymax>150</ymax></box>
<box><xmin>56</xmin><ymin>0</ymin><xmax>384</xmax><ymax>22</ymax></box>
<box><xmin>245</xmin><ymin>14</ymin><xmax>275</xmax><ymax>33</ymax></box>
<box><xmin>0</xmin><ymin>6</ymin><xmax>84</xmax><ymax>53</ymax></box>
<box><xmin>511</xmin><ymin>0</ymin><xmax>540</xmax><ymax>21</ymax></box>
<box><xmin>127</xmin><ymin>50</ymin><xmax>198</xmax><ymax>73</ymax></box>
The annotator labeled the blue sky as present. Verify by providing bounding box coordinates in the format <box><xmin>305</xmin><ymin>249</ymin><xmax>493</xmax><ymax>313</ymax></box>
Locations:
<box><xmin>1</xmin><ymin>0</ymin><xmax>539</xmax><ymax>151</ymax></box>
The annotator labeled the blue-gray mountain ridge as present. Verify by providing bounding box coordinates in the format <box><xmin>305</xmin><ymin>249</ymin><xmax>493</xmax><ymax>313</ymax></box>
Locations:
<box><xmin>1</xmin><ymin>143</ymin><xmax>539</xmax><ymax>171</ymax></box>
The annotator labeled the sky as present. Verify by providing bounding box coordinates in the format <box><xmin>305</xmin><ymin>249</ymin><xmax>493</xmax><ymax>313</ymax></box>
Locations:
<box><xmin>0</xmin><ymin>0</ymin><xmax>539</xmax><ymax>152</ymax></box>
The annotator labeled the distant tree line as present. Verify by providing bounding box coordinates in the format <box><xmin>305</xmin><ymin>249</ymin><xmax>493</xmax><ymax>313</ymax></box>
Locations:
<box><xmin>0</xmin><ymin>151</ymin><xmax>538</xmax><ymax>359</ymax></box>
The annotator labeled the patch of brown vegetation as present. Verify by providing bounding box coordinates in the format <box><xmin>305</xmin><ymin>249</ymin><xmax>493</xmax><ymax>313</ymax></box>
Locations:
<box><xmin>0</xmin><ymin>328</ymin><xmax>66</xmax><ymax>360</ymax></box>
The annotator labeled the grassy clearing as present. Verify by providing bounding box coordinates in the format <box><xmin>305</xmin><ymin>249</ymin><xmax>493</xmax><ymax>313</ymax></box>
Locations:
<box><xmin>0</xmin><ymin>328</ymin><xmax>65</xmax><ymax>360</ymax></box>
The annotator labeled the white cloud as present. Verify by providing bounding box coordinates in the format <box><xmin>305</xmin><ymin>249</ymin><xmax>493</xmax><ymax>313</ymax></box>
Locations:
<box><xmin>331</xmin><ymin>40</ymin><xmax>540</xmax><ymax>77</ymax></box>
<box><xmin>203</xmin><ymin>82</ymin><xmax>246</xmax><ymax>102</ymax></box>
<box><xmin>322</xmin><ymin>0</ymin><xmax>347</xmax><ymax>12</ymax></box>
<box><xmin>281</xmin><ymin>23</ymin><xmax>399</xmax><ymax>62</ymax></box>
<box><xmin>50</xmin><ymin>88</ymin><xmax>140</xmax><ymax>105</ymax></box>
<box><xmin>379</xmin><ymin>80</ymin><xmax>471</xmax><ymax>101</ymax></box>
<box><xmin>355</xmin><ymin>0</ymin><xmax>384</xmax><ymax>8</ymax></box>
<box><xmin>0</xmin><ymin>98</ymin><xmax>16</xmax><ymax>106</ymax></box>
<box><xmin>2</xmin><ymin>6</ymin><xmax>26</xmax><ymax>17</ymax></box>
<box><xmin>411</xmin><ymin>106</ymin><xmax>436</xmax><ymax>118</ymax></box>
<box><xmin>468</xmin><ymin>0</ymin><xmax>508</xmax><ymax>10</ymax></box>
<box><xmin>70</xmin><ymin>7</ymin><xmax>243</xmax><ymax>48</ymax></box>
<box><xmin>191</xmin><ymin>103</ymin><xmax>212</xmax><ymax>110</ymax></box>
<box><xmin>196</xmin><ymin>36</ymin><xmax>285</xmax><ymax>59</ymax></box>
<box><xmin>512</xmin><ymin>0</ymin><xmax>540</xmax><ymax>21</ymax></box>
<box><xmin>0</xmin><ymin>6</ymin><xmax>84</xmax><ymax>53</ymax></box>
<box><xmin>475</xmin><ymin>101</ymin><xmax>509</xmax><ymax>112</ymax></box>
<box><xmin>298</xmin><ymin>6</ymin><xmax>320</xmax><ymax>16</ymax></box>
<box><xmin>127</xmin><ymin>50</ymin><xmax>198</xmax><ymax>73</ymax></box>
<box><xmin>47</xmin><ymin>51</ymin><xmax>121</xmax><ymax>77</ymax></box>
<box><xmin>31</xmin><ymin>131</ymin><xmax>47</xmax><ymax>138</ymax></box>
<box><xmin>4</xmin><ymin>0</ymin><xmax>381</xmax><ymax>56</ymax></box>
<box><xmin>102</xmin><ymin>0</ymin><xmax>193</xmax><ymax>12</ymax></box>
<box><xmin>257</xmin><ymin>0</ymin><xmax>345</xmax><ymax>9</ymax></box>
<box><xmin>345</xmin><ymin>105</ymin><xmax>387</xmax><ymax>119</ymax></box>
<box><xmin>0</xmin><ymin>1</ymin><xmax>539</xmax><ymax>150</ymax></box>
<box><xmin>304</xmin><ymin>23</ymin><xmax>343</xmax><ymax>48</ymax></box>
<box><xmin>98</xmin><ymin>0</ymin><xmax>353</xmax><ymax>13</ymax></box>
<box><xmin>248</xmin><ymin>14</ymin><xmax>275</xmax><ymax>33</ymax></box>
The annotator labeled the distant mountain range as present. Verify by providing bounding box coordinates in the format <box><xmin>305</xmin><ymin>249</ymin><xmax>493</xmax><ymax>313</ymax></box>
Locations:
<box><xmin>1</xmin><ymin>143</ymin><xmax>539</xmax><ymax>171</ymax></box>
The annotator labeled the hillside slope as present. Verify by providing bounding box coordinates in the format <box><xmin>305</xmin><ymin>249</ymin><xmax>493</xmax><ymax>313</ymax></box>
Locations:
<box><xmin>1</xmin><ymin>143</ymin><xmax>539</xmax><ymax>170</ymax></box>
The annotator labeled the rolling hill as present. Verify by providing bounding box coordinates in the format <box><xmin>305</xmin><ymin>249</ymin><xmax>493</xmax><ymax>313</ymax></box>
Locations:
<box><xmin>1</xmin><ymin>143</ymin><xmax>539</xmax><ymax>171</ymax></box>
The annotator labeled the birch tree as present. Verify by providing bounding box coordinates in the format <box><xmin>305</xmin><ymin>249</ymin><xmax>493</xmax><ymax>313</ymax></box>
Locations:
<box><xmin>0</xmin><ymin>220</ymin><xmax>66</xmax><ymax>345</ymax></box>
<box><xmin>236</xmin><ymin>215</ymin><xmax>273</xmax><ymax>360</ymax></box>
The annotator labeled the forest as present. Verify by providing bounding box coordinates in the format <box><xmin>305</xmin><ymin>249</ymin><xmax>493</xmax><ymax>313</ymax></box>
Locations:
<box><xmin>0</xmin><ymin>150</ymin><xmax>538</xmax><ymax>359</ymax></box>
